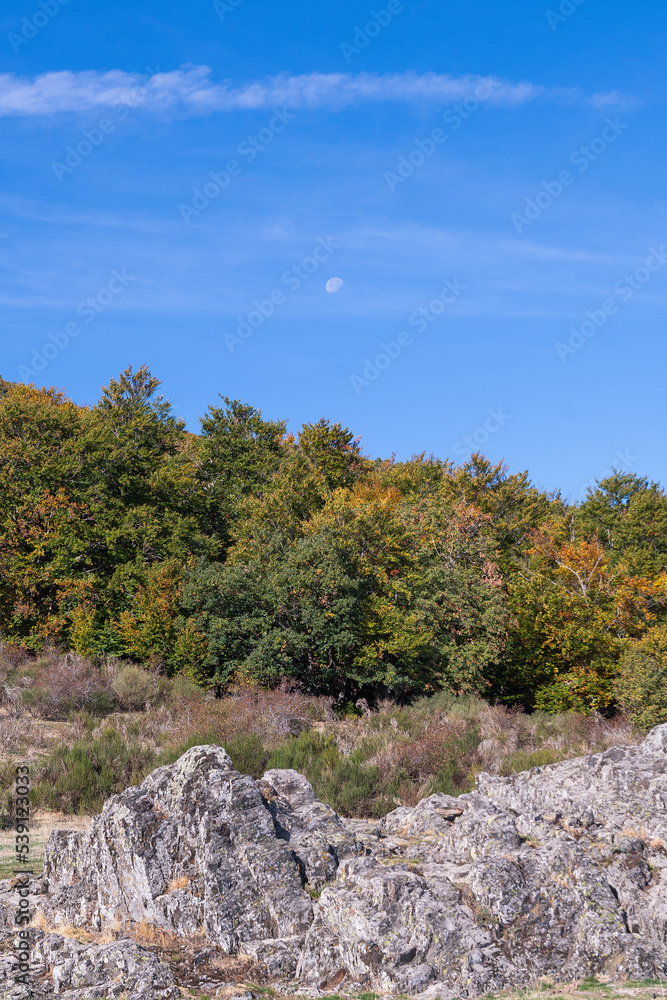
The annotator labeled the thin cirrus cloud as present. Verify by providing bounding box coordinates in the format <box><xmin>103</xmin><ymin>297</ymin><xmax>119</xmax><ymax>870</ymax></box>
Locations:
<box><xmin>0</xmin><ymin>66</ymin><xmax>629</xmax><ymax>117</ymax></box>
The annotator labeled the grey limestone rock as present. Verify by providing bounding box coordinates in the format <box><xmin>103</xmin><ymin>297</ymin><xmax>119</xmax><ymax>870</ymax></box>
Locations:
<box><xmin>4</xmin><ymin>722</ymin><xmax>665</xmax><ymax>999</ymax></box>
<box><xmin>41</xmin><ymin>745</ymin><xmax>312</xmax><ymax>972</ymax></box>
<box><xmin>641</xmin><ymin>722</ymin><xmax>667</xmax><ymax>758</ymax></box>
<box><xmin>257</xmin><ymin>768</ymin><xmax>361</xmax><ymax>887</ymax></box>
<box><xmin>0</xmin><ymin>927</ymin><xmax>179</xmax><ymax>999</ymax></box>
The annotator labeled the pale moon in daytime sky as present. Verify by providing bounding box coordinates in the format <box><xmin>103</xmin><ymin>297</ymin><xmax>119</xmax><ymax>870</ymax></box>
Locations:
<box><xmin>326</xmin><ymin>277</ymin><xmax>344</xmax><ymax>293</ymax></box>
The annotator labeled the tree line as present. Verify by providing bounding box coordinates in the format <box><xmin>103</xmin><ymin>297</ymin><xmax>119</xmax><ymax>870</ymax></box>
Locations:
<box><xmin>1</xmin><ymin>366</ymin><xmax>665</xmax><ymax>723</ymax></box>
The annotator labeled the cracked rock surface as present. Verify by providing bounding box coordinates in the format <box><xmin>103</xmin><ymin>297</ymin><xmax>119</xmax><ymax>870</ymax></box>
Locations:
<box><xmin>1</xmin><ymin>725</ymin><xmax>666</xmax><ymax>999</ymax></box>
<box><xmin>0</xmin><ymin>927</ymin><xmax>180</xmax><ymax>999</ymax></box>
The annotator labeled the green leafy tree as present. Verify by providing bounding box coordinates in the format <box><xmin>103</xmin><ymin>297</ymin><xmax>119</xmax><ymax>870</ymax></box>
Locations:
<box><xmin>577</xmin><ymin>471</ymin><xmax>667</xmax><ymax>576</ymax></box>
<box><xmin>179</xmin><ymin>480</ymin><xmax>509</xmax><ymax>698</ymax></box>
<box><xmin>505</xmin><ymin>526</ymin><xmax>663</xmax><ymax>712</ymax></box>
<box><xmin>196</xmin><ymin>397</ymin><xmax>286</xmax><ymax>555</ymax></box>
<box><xmin>0</xmin><ymin>368</ymin><xmax>209</xmax><ymax>653</ymax></box>
<box><xmin>80</xmin><ymin>366</ymin><xmax>211</xmax><ymax>648</ymax></box>
<box><xmin>230</xmin><ymin>419</ymin><xmax>371</xmax><ymax>559</ymax></box>
<box><xmin>297</xmin><ymin>418</ymin><xmax>367</xmax><ymax>492</ymax></box>
<box><xmin>0</xmin><ymin>383</ymin><xmax>93</xmax><ymax>646</ymax></box>
<box><xmin>614</xmin><ymin>625</ymin><xmax>667</xmax><ymax>730</ymax></box>
<box><xmin>441</xmin><ymin>454</ymin><xmax>560</xmax><ymax>573</ymax></box>
<box><xmin>403</xmin><ymin>490</ymin><xmax>509</xmax><ymax>694</ymax></box>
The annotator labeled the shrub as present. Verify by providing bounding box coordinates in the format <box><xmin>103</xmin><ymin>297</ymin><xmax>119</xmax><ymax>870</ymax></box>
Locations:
<box><xmin>158</xmin><ymin>731</ymin><xmax>270</xmax><ymax>779</ymax></box>
<box><xmin>267</xmin><ymin>730</ymin><xmax>397</xmax><ymax>817</ymax></box>
<box><xmin>0</xmin><ymin>642</ymin><xmax>31</xmax><ymax>673</ymax></box>
<box><xmin>170</xmin><ymin>674</ymin><xmax>205</xmax><ymax>702</ymax></box>
<box><xmin>18</xmin><ymin>653</ymin><xmax>114</xmax><ymax>719</ymax></box>
<box><xmin>409</xmin><ymin>691</ymin><xmax>489</xmax><ymax>721</ymax></box>
<box><xmin>0</xmin><ymin>769</ymin><xmax>14</xmax><ymax>830</ymax></box>
<box><xmin>112</xmin><ymin>664</ymin><xmax>158</xmax><ymax>710</ymax></box>
<box><xmin>158</xmin><ymin>681</ymin><xmax>322</xmax><ymax>753</ymax></box>
<box><xmin>397</xmin><ymin>725</ymin><xmax>477</xmax><ymax>783</ymax></box>
<box><xmin>421</xmin><ymin>728</ymin><xmax>480</xmax><ymax>796</ymax></box>
<box><xmin>0</xmin><ymin>716</ymin><xmax>33</xmax><ymax>752</ymax></box>
<box><xmin>33</xmin><ymin>728</ymin><xmax>157</xmax><ymax>813</ymax></box>
<box><xmin>615</xmin><ymin>637</ymin><xmax>667</xmax><ymax>732</ymax></box>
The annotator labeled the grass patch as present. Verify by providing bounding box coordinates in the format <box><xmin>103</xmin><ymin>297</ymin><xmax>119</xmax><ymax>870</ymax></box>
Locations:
<box><xmin>499</xmin><ymin>747</ymin><xmax>571</xmax><ymax>776</ymax></box>
<box><xmin>31</xmin><ymin>727</ymin><xmax>157</xmax><ymax>814</ymax></box>
<box><xmin>266</xmin><ymin>730</ymin><xmax>398</xmax><ymax>817</ymax></box>
<box><xmin>0</xmin><ymin>811</ymin><xmax>91</xmax><ymax>879</ymax></box>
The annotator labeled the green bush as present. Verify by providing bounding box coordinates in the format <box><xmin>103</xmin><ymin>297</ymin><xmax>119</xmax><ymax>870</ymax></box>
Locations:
<box><xmin>33</xmin><ymin>728</ymin><xmax>157</xmax><ymax>814</ymax></box>
<box><xmin>267</xmin><ymin>730</ymin><xmax>397</xmax><ymax>817</ymax></box>
<box><xmin>425</xmin><ymin>728</ymin><xmax>481</xmax><ymax>795</ymax></box>
<box><xmin>157</xmin><ymin>732</ymin><xmax>270</xmax><ymax>779</ymax></box>
<box><xmin>112</xmin><ymin>664</ymin><xmax>158</xmax><ymax>711</ymax></box>
<box><xmin>410</xmin><ymin>691</ymin><xmax>489</xmax><ymax>721</ymax></box>
<box><xmin>170</xmin><ymin>673</ymin><xmax>205</xmax><ymax>702</ymax></box>
<box><xmin>614</xmin><ymin>640</ymin><xmax>667</xmax><ymax>732</ymax></box>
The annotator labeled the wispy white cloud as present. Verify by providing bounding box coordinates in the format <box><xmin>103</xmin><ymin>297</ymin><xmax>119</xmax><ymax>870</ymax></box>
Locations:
<box><xmin>0</xmin><ymin>66</ymin><xmax>629</xmax><ymax>117</ymax></box>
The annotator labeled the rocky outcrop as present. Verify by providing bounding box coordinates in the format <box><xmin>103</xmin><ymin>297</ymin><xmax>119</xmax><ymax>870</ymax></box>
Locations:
<box><xmin>1</xmin><ymin>725</ymin><xmax>666</xmax><ymax>999</ymax></box>
<box><xmin>41</xmin><ymin>747</ymin><xmax>315</xmax><ymax>974</ymax></box>
<box><xmin>257</xmin><ymin>768</ymin><xmax>361</xmax><ymax>888</ymax></box>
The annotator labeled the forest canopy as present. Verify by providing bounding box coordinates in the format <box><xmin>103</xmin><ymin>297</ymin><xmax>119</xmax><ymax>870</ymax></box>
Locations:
<box><xmin>1</xmin><ymin>365</ymin><xmax>665</xmax><ymax>719</ymax></box>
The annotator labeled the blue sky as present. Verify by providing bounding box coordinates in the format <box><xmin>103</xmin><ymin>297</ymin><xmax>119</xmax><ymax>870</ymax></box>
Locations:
<box><xmin>1</xmin><ymin>0</ymin><xmax>666</xmax><ymax>501</ymax></box>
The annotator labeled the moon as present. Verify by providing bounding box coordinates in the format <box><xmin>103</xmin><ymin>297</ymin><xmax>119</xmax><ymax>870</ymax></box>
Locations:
<box><xmin>326</xmin><ymin>277</ymin><xmax>344</xmax><ymax>294</ymax></box>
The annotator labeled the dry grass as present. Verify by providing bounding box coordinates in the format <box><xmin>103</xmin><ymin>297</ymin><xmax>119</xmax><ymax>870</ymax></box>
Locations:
<box><xmin>31</xmin><ymin>910</ymin><xmax>50</xmax><ymax>931</ymax></box>
<box><xmin>0</xmin><ymin>809</ymin><xmax>91</xmax><ymax>880</ymax></box>
<box><xmin>0</xmin><ymin>714</ymin><xmax>34</xmax><ymax>753</ymax></box>
<box><xmin>131</xmin><ymin>917</ymin><xmax>195</xmax><ymax>951</ymax></box>
<box><xmin>29</xmin><ymin>912</ymin><xmax>208</xmax><ymax>953</ymax></box>
<box><xmin>162</xmin><ymin>681</ymin><xmax>331</xmax><ymax>749</ymax></box>
<box><xmin>621</xmin><ymin>826</ymin><xmax>667</xmax><ymax>851</ymax></box>
<box><xmin>31</xmin><ymin>912</ymin><xmax>98</xmax><ymax>942</ymax></box>
<box><xmin>166</xmin><ymin>874</ymin><xmax>189</xmax><ymax>891</ymax></box>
